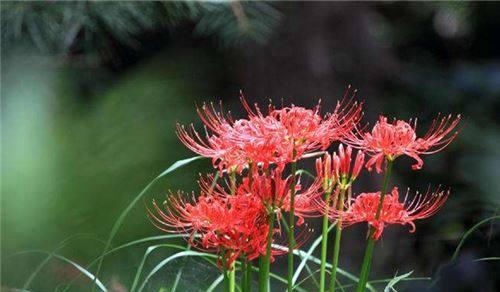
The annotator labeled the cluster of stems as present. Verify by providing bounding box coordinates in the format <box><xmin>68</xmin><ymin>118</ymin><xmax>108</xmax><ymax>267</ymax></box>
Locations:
<box><xmin>356</xmin><ymin>159</ymin><xmax>393</xmax><ymax>292</ymax></box>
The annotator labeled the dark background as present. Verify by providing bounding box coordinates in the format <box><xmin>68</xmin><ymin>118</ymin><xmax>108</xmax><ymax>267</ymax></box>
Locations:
<box><xmin>1</xmin><ymin>1</ymin><xmax>499</xmax><ymax>291</ymax></box>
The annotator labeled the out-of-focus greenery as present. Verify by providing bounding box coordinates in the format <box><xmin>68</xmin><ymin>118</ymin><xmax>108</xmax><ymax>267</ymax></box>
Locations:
<box><xmin>1</xmin><ymin>1</ymin><xmax>280</xmax><ymax>58</ymax></box>
<box><xmin>1</xmin><ymin>1</ymin><xmax>499</xmax><ymax>291</ymax></box>
<box><xmin>1</xmin><ymin>47</ymin><xmax>225</xmax><ymax>290</ymax></box>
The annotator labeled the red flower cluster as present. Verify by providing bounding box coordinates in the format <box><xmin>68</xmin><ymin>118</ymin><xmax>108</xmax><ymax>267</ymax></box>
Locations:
<box><xmin>177</xmin><ymin>91</ymin><xmax>362</xmax><ymax>173</ymax></box>
<box><xmin>148</xmin><ymin>176</ymin><xmax>277</xmax><ymax>267</ymax></box>
<box><xmin>331</xmin><ymin>187</ymin><xmax>449</xmax><ymax>240</ymax></box>
<box><xmin>148</xmin><ymin>88</ymin><xmax>461</xmax><ymax>274</ymax></box>
<box><xmin>238</xmin><ymin>169</ymin><xmax>321</xmax><ymax>226</ymax></box>
<box><xmin>345</xmin><ymin>114</ymin><xmax>461</xmax><ymax>173</ymax></box>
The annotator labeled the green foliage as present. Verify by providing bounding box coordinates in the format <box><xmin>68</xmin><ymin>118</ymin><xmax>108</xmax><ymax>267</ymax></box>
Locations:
<box><xmin>383</xmin><ymin>271</ymin><xmax>413</xmax><ymax>292</ymax></box>
<box><xmin>1</xmin><ymin>1</ymin><xmax>281</xmax><ymax>59</ymax></box>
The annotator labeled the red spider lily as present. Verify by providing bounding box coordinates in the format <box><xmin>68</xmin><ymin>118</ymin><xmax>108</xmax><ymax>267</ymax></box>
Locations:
<box><xmin>266</xmin><ymin>89</ymin><xmax>363</xmax><ymax>162</ymax></box>
<box><xmin>238</xmin><ymin>168</ymin><xmax>322</xmax><ymax>225</ymax></box>
<box><xmin>331</xmin><ymin>187</ymin><xmax>449</xmax><ymax>240</ymax></box>
<box><xmin>316</xmin><ymin>144</ymin><xmax>365</xmax><ymax>193</ymax></box>
<box><xmin>345</xmin><ymin>114</ymin><xmax>461</xmax><ymax>173</ymax></box>
<box><xmin>147</xmin><ymin>178</ymin><xmax>279</xmax><ymax>267</ymax></box>
<box><xmin>177</xmin><ymin>90</ymin><xmax>363</xmax><ymax>172</ymax></box>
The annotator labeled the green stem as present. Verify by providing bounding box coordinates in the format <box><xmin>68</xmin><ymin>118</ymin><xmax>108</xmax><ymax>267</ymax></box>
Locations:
<box><xmin>242</xmin><ymin>256</ymin><xmax>248</xmax><ymax>292</ymax></box>
<box><xmin>288</xmin><ymin>158</ymin><xmax>297</xmax><ymax>292</ymax></box>
<box><xmin>245</xmin><ymin>258</ymin><xmax>253</xmax><ymax>291</ymax></box>
<box><xmin>225</xmin><ymin>170</ymin><xmax>237</xmax><ymax>292</ymax></box>
<box><xmin>259</xmin><ymin>213</ymin><xmax>276</xmax><ymax>292</ymax></box>
<box><xmin>222</xmin><ymin>255</ymin><xmax>230</xmax><ymax>292</ymax></box>
<box><xmin>329</xmin><ymin>188</ymin><xmax>346</xmax><ymax>292</ymax></box>
<box><xmin>319</xmin><ymin>190</ymin><xmax>333</xmax><ymax>292</ymax></box>
<box><xmin>229</xmin><ymin>261</ymin><xmax>236</xmax><ymax>292</ymax></box>
<box><xmin>356</xmin><ymin>159</ymin><xmax>393</xmax><ymax>292</ymax></box>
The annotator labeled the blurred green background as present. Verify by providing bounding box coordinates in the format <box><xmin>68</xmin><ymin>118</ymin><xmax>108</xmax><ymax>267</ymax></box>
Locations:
<box><xmin>1</xmin><ymin>2</ymin><xmax>499</xmax><ymax>291</ymax></box>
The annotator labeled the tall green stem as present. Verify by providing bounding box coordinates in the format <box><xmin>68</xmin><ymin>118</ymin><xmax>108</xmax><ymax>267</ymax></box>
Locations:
<box><xmin>242</xmin><ymin>256</ymin><xmax>248</xmax><ymax>292</ymax></box>
<box><xmin>319</xmin><ymin>190</ymin><xmax>332</xmax><ymax>292</ymax></box>
<box><xmin>224</xmin><ymin>171</ymin><xmax>236</xmax><ymax>292</ymax></box>
<box><xmin>229</xmin><ymin>262</ymin><xmax>236</xmax><ymax>292</ymax></box>
<box><xmin>222</xmin><ymin>254</ymin><xmax>230</xmax><ymax>292</ymax></box>
<box><xmin>356</xmin><ymin>159</ymin><xmax>393</xmax><ymax>292</ymax></box>
<box><xmin>287</xmin><ymin>158</ymin><xmax>297</xmax><ymax>292</ymax></box>
<box><xmin>329</xmin><ymin>188</ymin><xmax>346</xmax><ymax>292</ymax></box>
<box><xmin>245</xmin><ymin>258</ymin><xmax>252</xmax><ymax>291</ymax></box>
<box><xmin>259</xmin><ymin>213</ymin><xmax>276</xmax><ymax>292</ymax></box>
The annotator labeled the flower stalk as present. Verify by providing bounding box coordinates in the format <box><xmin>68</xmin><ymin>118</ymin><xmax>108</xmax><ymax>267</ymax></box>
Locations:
<box><xmin>319</xmin><ymin>189</ymin><xmax>332</xmax><ymax>292</ymax></box>
<box><xmin>287</xmin><ymin>152</ymin><xmax>297</xmax><ymax>292</ymax></box>
<box><xmin>259</xmin><ymin>210</ymin><xmax>276</xmax><ymax>292</ymax></box>
<box><xmin>329</xmin><ymin>187</ymin><xmax>346</xmax><ymax>292</ymax></box>
<box><xmin>356</xmin><ymin>159</ymin><xmax>393</xmax><ymax>292</ymax></box>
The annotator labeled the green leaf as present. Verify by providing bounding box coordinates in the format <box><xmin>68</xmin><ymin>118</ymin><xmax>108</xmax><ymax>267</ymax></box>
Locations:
<box><xmin>130</xmin><ymin>244</ymin><xmax>187</xmax><ymax>292</ymax></box>
<box><xmin>157</xmin><ymin>156</ymin><xmax>205</xmax><ymax>179</ymax></box>
<box><xmin>273</xmin><ymin>244</ymin><xmax>376</xmax><ymax>292</ymax></box>
<box><xmin>295</xmin><ymin>169</ymin><xmax>316</xmax><ymax>179</ymax></box>
<box><xmin>20</xmin><ymin>233</ymin><xmax>104</xmax><ymax>290</ymax></box>
<box><xmin>451</xmin><ymin>215</ymin><xmax>500</xmax><ymax>262</ymax></box>
<box><xmin>92</xmin><ymin>156</ymin><xmax>204</xmax><ymax>291</ymax></box>
<box><xmin>292</xmin><ymin>223</ymin><xmax>334</xmax><ymax>284</ymax></box>
<box><xmin>14</xmin><ymin>250</ymin><xmax>107</xmax><ymax>292</ymax></box>
<box><xmin>474</xmin><ymin>257</ymin><xmax>500</xmax><ymax>262</ymax></box>
<box><xmin>137</xmin><ymin>250</ymin><xmax>218</xmax><ymax>292</ymax></box>
<box><xmin>383</xmin><ymin>271</ymin><xmax>413</xmax><ymax>292</ymax></box>
<box><xmin>170</xmin><ymin>244</ymin><xmax>192</xmax><ymax>292</ymax></box>
<box><xmin>60</xmin><ymin>235</ymin><xmax>193</xmax><ymax>292</ymax></box>
<box><xmin>206</xmin><ymin>274</ymin><xmax>224</xmax><ymax>292</ymax></box>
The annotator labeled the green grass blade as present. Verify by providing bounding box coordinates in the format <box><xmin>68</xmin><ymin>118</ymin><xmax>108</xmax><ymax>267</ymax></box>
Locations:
<box><xmin>295</xmin><ymin>169</ymin><xmax>315</xmax><ymax>179</ymax></box>
<box><xmin>60</xmin><ymin>234</ymin><xmax>192</xmax><ymax>292</ymax></box>
<box><xmin>383</xmin><ymin>271</ymin><xmax>413</xmax><ymax>292</ymax></box>
<box><xmin>292</xmin><ymin>223</ymin><xmax>334</xmax><ymax>284</ymax></box>
<box><xmin>23</xmin><ymin>255</ymin><xmax>52</xmax><ymax>290</ymax></box>
<box><xmin>474</xmin><ymin>257</ymin><xmax>500</xmax><ymax>262</ymax></box>
<box><xmin>171</xmin><ymin>244</ymin><xmax>191</xmax><ymax>292</ymax></box>
<box><xmin>273</xmin><ymin>244</ymin><xmax>376</xmax><ymax>292</ymax></box>
<box><xmin>293</xmin><ymin>268</ymin><xmax>320</xmax><ymax>289</ymax></box>
<box><xmin>451</xmin><ymin>215</ymin><xmax>500</xmax><ymax>263</ymax></box>
<box><xmin>92</xmin><ymin>156</ymin><xmax>204</xmax><ymax>291</ymax></box>
<box><xmin>137</xmin><ymin>250</ymin><xmax>218</xmax><ymax>292</ymax></box>
<box><xmin>130</xmin><ymin>244</ymin><xmax>187</xmax><ymax>292</ymax></box>
<box><xmin>20</xmin><ymin>234</ymin><xmax>104</xmax><ymax>290</ymax></box>
<box><xmin>206</xmin><ymin>274</ymin><xmax>225</xmax><ymax>292</ymax></box>
<box><xmin>15</xmin><ymin>250</ymin><xmax>107</xmax><ymax>292</ymax></box>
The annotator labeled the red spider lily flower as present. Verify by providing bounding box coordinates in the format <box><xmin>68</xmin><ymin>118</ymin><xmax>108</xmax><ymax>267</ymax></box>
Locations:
<box><xmin>238</xmin><ymin>168</ymin><xmax>322</xmax><ymax>225</ymax></box>
<box><xmin>147</xmin><ymin>177</ymin><xmax>280</xmax><ymax>268</ymax></box>
<box><xmin>267</xmin><ymin>89</ymin><xmax>363</xmax><ymax>162</ymax></box>
<box><xmin>345</xmin><ymin>114</ymin><xmax>461</xmax><ymax>173</ymax></box>
<box><xmin>316</xmin><ymin>144</ymin><xmax>365</xmax><ymax>193</ymax></box>
<box><xmin>177</xmin><ymin>90</ymin><xmax>363</xmax><ymax>173</ymax></box>
<box><xmin>332</xmin><ymin>187</ymin><xmax>449</xmax><ymax>240</ymax></box>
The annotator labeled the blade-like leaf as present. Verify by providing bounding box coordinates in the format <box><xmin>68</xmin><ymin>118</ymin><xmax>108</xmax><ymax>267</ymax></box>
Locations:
<box><xmin>451</xmin><ymin>215</ymin><xmax>500</xmax><ymax>262</ymax></box>
<box><xmin>474</xmin><ymin>257</ymin><xmax>500</xmax><ymax>262</ymax></box>
<box><xmin>292</xmin><ymin>223</ymin><xmax>334</xmax><ymax>284</ymax></box>
<box><xmin>61</xmin><ymin>234</ymin><xmax>193</xmax><ymax>292</ymax></box>
<box><xmin>92</xmin><ymin>156</ymin><xmax>204</xmax><ymax>291</ymax></box>
<box><xmin>273</xmin><ymin>244</ymin><xmax>376</xmax><ymax>292</ymax></box>
<box><xmin>137</xmin><ymin>250</ymin><xmax>218</xmax><ymax>292</ymax></box>
<box><xmin>130</xmin><ymin>244</ymin><xmax>187</xmax><ymax>292</ymax></box>
<box><xmin>171</xmin><ymin>244</ymin><xmax>192</xmax><ymax>292</ymax></box>
<box><xmin>206</xmin><ymin>274</ymin><xmax>224</xmax><ymax>292</ymax></box>
<box><xmin>295</xmin><ymin>169</ymin><xmax>315</xmax><ymax>179</ymax></box>
<box><xmin>19</xmin><ymin>234</ymin><xmax>104</xmax><ymax>290</ymax></box>
<box><xmin>383</xmin><ymin>271</ymin><xmax>413</xmax><ymax>292</ymax></box>
<box><xmin>15</xmin><ymin>250</ymin><xmax>107</xmax><ymax>292</ymax></box>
